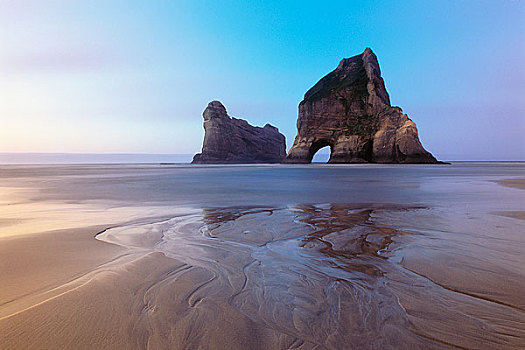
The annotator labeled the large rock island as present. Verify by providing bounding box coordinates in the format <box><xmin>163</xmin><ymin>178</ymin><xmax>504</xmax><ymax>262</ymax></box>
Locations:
<box><xmin>284</xmin><ymin>48</ymin><xmax>439</xmax><ymax>164</ymax></box>
<box><xmin>192</xmin><ymin>101</ymin><xmax>286</xmax><ymax>164</ymax></box>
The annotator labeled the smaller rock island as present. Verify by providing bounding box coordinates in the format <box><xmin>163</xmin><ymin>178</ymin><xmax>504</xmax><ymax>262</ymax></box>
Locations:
<box><xmin>192</xmin><ymin>101</ymin><xmax>286</xmax><ymax>164</ymax></box>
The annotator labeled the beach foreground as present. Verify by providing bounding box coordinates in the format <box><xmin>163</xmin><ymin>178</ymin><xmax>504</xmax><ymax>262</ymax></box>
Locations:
<box><xmin>0</xmin><ymin>163</ymin><xmax>524</xmax><ymax>349</ymax></box>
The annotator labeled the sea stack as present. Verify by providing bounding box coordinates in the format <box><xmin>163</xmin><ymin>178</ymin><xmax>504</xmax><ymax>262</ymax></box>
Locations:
<box><xmin>192</xmin><ymin>101</ymin><xmax>286</xmax><ymax>164</ymax></box>
<box><xmin>283</xmin><ymin>48</ymin><xmax>439</xmax><ymax>164</ymax></box>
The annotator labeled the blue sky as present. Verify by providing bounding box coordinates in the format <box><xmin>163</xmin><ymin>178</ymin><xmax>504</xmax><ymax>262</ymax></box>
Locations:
<box><xmin>1</xmin><ymin>0</ymin><xmax>524</xmax><ymax>160</ymax></box>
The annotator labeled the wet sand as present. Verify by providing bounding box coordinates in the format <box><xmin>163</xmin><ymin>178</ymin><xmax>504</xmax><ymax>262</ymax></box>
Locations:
<box><xmin>0</xmin><ymin>206</ymin><xmax>439</xmax><ymax>349</ymax></box>
<box><xmin>493</xmin><ymin>178</ymin><xmax>525</xmax><ymax>190</ymax></box>
<box><xmin>491</xmin><ymin>179</ymin><xmax>525</xmax><ymax>220</ymax></box>
<box><xmin>1</xmin><ymin>164</ymin><xmax>524</xmax><ymax>349</ymax></box>
<box><xmin>492</xmin><ymin>211</ymin><xmax>525</xmax><ymax>220</ymax></box>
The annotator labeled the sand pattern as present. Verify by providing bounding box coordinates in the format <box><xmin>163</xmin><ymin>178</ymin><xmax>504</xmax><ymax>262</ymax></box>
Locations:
<box><xmin>91</xmin><ymin>205</ymin><xmax>525</xmax><ymax>349</ymax></box>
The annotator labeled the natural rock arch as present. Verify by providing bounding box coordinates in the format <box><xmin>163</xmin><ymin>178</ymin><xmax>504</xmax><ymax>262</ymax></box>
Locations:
<box><xmin>283</xmin><ymin>48</ymin><xmax>439</xmax><ymax>164</ymax></box>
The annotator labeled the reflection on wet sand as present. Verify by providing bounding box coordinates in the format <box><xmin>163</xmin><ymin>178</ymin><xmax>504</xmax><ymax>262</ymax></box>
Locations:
<box><xmin>1</xmin><ymin>164</ymin><xmax>524</xmax><ymax>349</ymax></box>
<box><xmin>93</xmin><ymin>204</ymin><xmax>525</xmax><ymax>349</ymax></box>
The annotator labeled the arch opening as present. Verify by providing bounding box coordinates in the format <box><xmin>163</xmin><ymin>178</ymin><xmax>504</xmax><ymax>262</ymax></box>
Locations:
<box><xmin>311</xmin><ymin>146</ymin><xmax>331</xmax><ymax>163</ymax></box>
<box><xmin>308</xmin><ymin>140</ymin><xmax>333</xmax><ymax>163</ymax></box>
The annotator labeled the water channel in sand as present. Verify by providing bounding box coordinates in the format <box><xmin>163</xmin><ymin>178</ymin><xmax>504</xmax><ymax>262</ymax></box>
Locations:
<box><xmin>98</xmin><ymin>202</ymin><xmax>525</xmax><ymax>348</ymax></box>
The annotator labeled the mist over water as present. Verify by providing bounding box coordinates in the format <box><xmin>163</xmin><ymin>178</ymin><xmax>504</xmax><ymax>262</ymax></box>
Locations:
<box><xmin>0</xmin><ymin>153</ymin><xmax>194</xmax><ymax>164</ymax></box>
<box><xmin>2</xmin><ymin>163</ymin><xmax>524</xmax><ymax>348</ymax></box>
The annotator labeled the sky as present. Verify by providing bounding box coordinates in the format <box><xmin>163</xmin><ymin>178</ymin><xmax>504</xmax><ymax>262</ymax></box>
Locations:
<box><xmin>1</xmin><ymin>0</ymin><xmax>524</xmax><ymax>161</ymax></box>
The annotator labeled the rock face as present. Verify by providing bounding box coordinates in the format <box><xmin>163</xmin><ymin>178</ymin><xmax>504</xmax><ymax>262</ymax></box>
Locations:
<box><xmin>192</xmin><ymin>101</ymin><xmax>286</xmax><ymax>164</ymax></box>
<box><xmin>284</xmin><ymin>48</ymin><xmax>439</xmax><ymax>164</ymax></box>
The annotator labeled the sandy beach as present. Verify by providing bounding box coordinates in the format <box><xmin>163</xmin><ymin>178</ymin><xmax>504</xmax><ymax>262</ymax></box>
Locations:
<box><xmin>1</xmin><ymin>164</ymin><xmax>524</xmax><ymax>349</ymax></box>
<box><xmin>0</xmin><ymin>217</ymin><xmax>311</xmax><ymax>349</ymax></box>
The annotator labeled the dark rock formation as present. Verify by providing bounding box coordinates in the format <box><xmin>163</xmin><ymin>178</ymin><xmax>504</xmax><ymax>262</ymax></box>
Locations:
<box><xmin>192</xmin><ymin>101</ymin><xmax>286</xmax><ymax>164</ymax></box>
<box><xmin>283</xmin><ymin>48</ymin><xmax>439</xmax><ymax>164</ymax></box>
